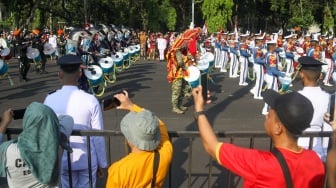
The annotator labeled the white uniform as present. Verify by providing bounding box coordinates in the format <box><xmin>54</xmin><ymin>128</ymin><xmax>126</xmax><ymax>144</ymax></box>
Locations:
<box><xmin>157</xmin><ymin>37</ymin><xmax>167</xmax><ymax>61</ymax></box>
<box><xmin>298</xmin><ymin>87</ymin><xmax>331</xmax><ymax>162</ymax></box>
<box><xmin>44</xmin><ymin>86</ymin><xmax>107</xmax><ymax>188</ymax></box>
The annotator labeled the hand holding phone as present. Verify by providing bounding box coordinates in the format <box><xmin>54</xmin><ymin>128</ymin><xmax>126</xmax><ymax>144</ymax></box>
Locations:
<box><xmin>103</xmin><ymin>90</ymin><xmax>125</xmax><ymax>111</ymax></box>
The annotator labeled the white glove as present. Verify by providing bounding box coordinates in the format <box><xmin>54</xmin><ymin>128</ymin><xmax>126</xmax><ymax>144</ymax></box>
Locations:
<box><xmin>285</xmin><ymin>72</ymin><xmax>292</xmax><ymax>78</ymax></box>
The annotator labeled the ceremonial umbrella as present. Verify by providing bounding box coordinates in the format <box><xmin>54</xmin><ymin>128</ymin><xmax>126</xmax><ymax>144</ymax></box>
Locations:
<box><xmin>170</xmin><ymin>27</ymin><xmax>202</xmax><ymax>50</ymax></box>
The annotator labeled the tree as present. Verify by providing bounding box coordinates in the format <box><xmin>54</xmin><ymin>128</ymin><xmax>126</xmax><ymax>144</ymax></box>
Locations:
<box><xmin>201</xmin><ymin>0</ymin><xmax>234</xmax><ymax>33</ymax></box>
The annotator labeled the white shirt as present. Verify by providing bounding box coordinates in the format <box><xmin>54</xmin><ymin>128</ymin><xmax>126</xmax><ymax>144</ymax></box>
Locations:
<box><xmin>298</xmin><ymin>86</ymin><xmax>331</xmax><ymax>161</ymax></box>
<box><xmin>157</xmin><ymin>37</ymin><xmax>167</xmax><ymax>50</ymax></box>
<box><xmin>48</xmin><ymin>35</ymin><xmax>57</xmax><ymax>48</ymax></box>
<box><xmin>44</xmin><ymin>86</ymin><xmax>107</xmax><ymax>170</ymax></box>
<box><xmin>6</xmin><ymin>143</ymin><xmax>48</xmax><ymax>188</ymax></box>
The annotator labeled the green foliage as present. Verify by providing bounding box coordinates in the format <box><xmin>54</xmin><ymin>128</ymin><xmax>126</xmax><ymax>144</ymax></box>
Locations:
<box><xmin>322</xmin><ymin>5</ymin><xmax>334</xmax><ymax>33</ymax></box>
<box><xmin>1</xmin><ymin>0</ymin><xmax>336</xmax><ymax>34</ymax></box>
<box><xmin>201</xmin><ymin>0</ymin><xmax>234</xmax><ymax>33</ymax></box>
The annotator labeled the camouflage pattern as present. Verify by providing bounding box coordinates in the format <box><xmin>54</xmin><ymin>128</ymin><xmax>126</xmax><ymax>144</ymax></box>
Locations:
<box><xmin>171</xmin><ymin>78</ymin><xmax>190</xmax><ymax>113</ymax></box>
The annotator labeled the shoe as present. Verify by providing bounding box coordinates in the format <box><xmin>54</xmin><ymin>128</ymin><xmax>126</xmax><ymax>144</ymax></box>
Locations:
<box><xmin>179</xmin><ymin>106</ymin><xmax>188</xmax><ymax>111</ymax></box>
<box><xmin>253</xmin><ymin>96</ymin><xmax>263</xmax><ymax>100</ymax></box>
<box><xmin>324</xmin><ymin>82</ymin><xmax>333</xmax><ymax>87</ymax></box>
<box><xmin>250</xmin><ymin>88</ymin><xmax>256</xmax><ymax>95</ymax></box>
<box><xmin>40</xmin><ymin>70</ymin><xmax>48</xmax><ymax>75</ymax></box>
<box><xmin>239</xmin><ymin>82</ymin><xmax>248</xmax><ymax>86</ymax></box>
<box><xmin>220</xmin><ymin>69</ymin><xmax>227</xmax><ymax>73</ymax></box>
<box><xmin>261</xmin><ymin>108</ymin><xmax>268</xmax><ymax>115</ymax></box>
<box><xmin>172</xmin><ymin>108</ymin><xmax>184</xmax><ymax>114</ymax></box>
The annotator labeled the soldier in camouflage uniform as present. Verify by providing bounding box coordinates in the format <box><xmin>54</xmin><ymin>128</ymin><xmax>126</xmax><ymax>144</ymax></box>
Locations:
<box><xmin>167</xmin><ymin>43</ymin><xmax>192</xmax><ymax>114</ymax></box>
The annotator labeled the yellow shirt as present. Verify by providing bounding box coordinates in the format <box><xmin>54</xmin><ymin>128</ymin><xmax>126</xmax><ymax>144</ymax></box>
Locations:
<box><xmin>106</xmin><ymin>105</ymin><xmax>173</xmax><ymax>188</ymax></box>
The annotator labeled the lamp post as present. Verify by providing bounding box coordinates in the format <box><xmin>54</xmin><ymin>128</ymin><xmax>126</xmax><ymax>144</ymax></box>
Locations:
<box><xmin>84</xmin><ymin>0</ymin><xmax>88</xmax><ymax>25</ymax></box>
<box><xmin>191</xmin><ymin>0</ymin><xmax>195</xmax><ymax>29</ymax></box>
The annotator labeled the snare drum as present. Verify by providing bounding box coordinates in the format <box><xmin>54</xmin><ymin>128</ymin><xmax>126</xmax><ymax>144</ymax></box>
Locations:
<box><xmin>112</xmin><ymin>52</ymin><xmax>124</xmax><ymax>67</ymax></box>
<box><xmin>84</xmin><ymin>65</ymin><xmax>104</xmax><ymax>86</ymax></box>
<box><xmin>27</xmin><ymin>47</ymin><xmax>41</xmax><ymax>62</ymax></box>
<box><xmin>99</xmin><ymin>57</ymin><xmax>114</xmax><ymax>74</ymax></box>
<box><xmin>0</xmin><ymin>59</ymin><xmax>8</xmax><ymax>76</ymax></box>
<box><xmin>0</xmin><ymin>48</ymin><xmax>12</xmax><ymax>60</ymax></box>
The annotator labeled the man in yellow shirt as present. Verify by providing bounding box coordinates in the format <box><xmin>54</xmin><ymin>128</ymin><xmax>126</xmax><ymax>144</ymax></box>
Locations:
<box><xmin>106</xmin><ymin>90</ymin><xmax>173</xmax><ymax>188</ymax></box>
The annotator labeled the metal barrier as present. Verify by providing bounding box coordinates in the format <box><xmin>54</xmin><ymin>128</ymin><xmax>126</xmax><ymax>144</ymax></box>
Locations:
<box><xmin>4</xmin><ymin>128</ymin><xmax>332</xmax><ymax>188</ymax></box>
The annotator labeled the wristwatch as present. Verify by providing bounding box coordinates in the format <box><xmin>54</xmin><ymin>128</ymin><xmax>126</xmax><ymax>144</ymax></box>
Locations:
<box><xmin>194</xmin><ymin>111</ymin><xmax>206</xmax><ymax>120</ymax></box>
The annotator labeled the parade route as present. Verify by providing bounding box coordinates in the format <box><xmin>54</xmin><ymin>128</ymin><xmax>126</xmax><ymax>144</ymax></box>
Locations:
<box><xmin>1</xmin><ymin>57</ymin><xmax>332</xmax><ymax>187</ymax></box>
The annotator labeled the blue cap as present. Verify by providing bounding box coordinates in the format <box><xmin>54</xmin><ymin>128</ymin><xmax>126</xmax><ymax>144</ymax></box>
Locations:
<box><xmin>57</xmin><ymin>54</ymin><xmax>82</xmax><ymax>65</ymax></box>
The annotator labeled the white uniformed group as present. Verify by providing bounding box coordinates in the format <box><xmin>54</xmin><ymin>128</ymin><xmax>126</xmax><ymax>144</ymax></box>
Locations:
<box><xmin>209</xmin><ymin>29</ymin><xmax>335</xmax><ymax>163</ymax></box>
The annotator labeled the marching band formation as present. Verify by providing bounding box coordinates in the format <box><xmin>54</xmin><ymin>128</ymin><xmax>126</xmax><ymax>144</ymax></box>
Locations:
<box><xmin>208</xmin><ymin>29</ymin><xmax>336</xmax><ymax>114</ymax></box>
<box><xmin>0</xmin><ymin>24</ymin><xmax>141</xmax><ymax>96</ymax></box>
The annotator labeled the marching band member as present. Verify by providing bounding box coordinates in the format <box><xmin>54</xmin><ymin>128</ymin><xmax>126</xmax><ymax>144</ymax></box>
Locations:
<box><xmin>323</xmin><ymin>36</ymin><xmax>335</xmax><ymax>86</ymax></box>
<box><xmin>228</xmin><ymin>32</ymin><xmax>239</xmax><ymax>78</ymax></box>
<box><xmin>302</xmin><ymin>32</ymin><xmax>311</xmax><ymax>54</ymax></box>
<box><xmin>32</xmin><ymin>33</ymin><xmax>48</xmax><ymax>74</ymax></box>
<box><xmin>220</xmin><ymin>33</ymin><xmax>229</xmax><ymax>72</ymax></box>
<box><xmin>214</xmin><ymin>32</ymin><xmax>222</xmax><ymax>68</ymax></box>
<box><xmin>283</xmin><ymin>34</ymin><xmax>296</xmax><ymax>75</ymax></box>
<box><xmin>260</xmin><ymin>40</ymin><xmax>289</xmax><ymax>115</ymax></box>
<box><xmin>250</xmin><ymin>36</ymin><xmax>265</xmax><ymax>99</ymax></box>
<box><xmin>238</xmin><ymin>33</ymin><xmax>251</xmax><ymax>86</ymax></box>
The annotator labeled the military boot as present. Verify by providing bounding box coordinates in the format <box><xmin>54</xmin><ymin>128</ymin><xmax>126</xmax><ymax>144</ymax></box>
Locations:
<box><xmin>172</xmin><ymin>107</ymin><xmax>184</xmax><ymax>114</ymax></box>
<box><xmin>179</xmin><ymin>106</ymin><xmax>188</xmax><ymax>111</ymax></box>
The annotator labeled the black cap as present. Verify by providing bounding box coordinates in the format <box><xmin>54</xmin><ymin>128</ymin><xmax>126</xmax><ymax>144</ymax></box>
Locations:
<box><xmin>57</xmin><ymin>54</ymin><xmax>82</xmax><ymax>65</ymax></box>
<box><xmin>262</xmin><ymin>90</ymin><xmax>313</xmax><ymax>135</ymax></box>
<box><xmin>298</xmin><ymin>56</ymin><xmax>325</xmax><ymax>71</ymax></box>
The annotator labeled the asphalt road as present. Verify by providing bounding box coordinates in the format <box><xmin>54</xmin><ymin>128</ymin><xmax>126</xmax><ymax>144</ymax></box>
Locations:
<box><xmin>0</xmin><ymin>56</ymin><xmax>334</xmax><ymax>188</ymax></box>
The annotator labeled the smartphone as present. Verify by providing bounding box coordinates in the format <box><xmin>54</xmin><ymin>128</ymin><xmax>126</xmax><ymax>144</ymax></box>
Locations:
<box><xmin>103</xmin><ymin>90</ymin><xmax>125</xmax><ymax>111</ymax></box>
<box><xmin>13</xmin><ymin>109</ymin><xmax>26</xmax><ymax>120</ymax></box>
<box><xmin>329</xmin><ymin>93</ymin><xmax>335</xmax><ymax>122</ymax></box>
<box><xmin>200</xmin><ymin>72</ymin><xmax>208</xmax><ymax>101</ymax></box>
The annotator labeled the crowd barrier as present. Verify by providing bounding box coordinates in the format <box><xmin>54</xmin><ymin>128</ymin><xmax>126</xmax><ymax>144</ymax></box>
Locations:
<box><xmin>4</xmin><ymin>128</ymin><xmax>332</xmax><ymax>188</ymax></box>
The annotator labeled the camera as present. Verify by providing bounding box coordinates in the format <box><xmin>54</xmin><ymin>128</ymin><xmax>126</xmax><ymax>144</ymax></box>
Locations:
<box><xmin>103</xmin><ymin>90</ymin><xmax>125</xmax><ymax>111</ymax></box>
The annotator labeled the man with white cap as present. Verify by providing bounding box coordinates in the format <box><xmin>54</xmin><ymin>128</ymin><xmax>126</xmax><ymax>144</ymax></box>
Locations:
<box><xmin>106</xmin><ymin>90</ymin><xmax>173</xmax><ymax>187</ymax></box>
<box><xmin>0</xmin><ymin>102</ymin><xmax>74</xmax><ymax>187</ymax></box>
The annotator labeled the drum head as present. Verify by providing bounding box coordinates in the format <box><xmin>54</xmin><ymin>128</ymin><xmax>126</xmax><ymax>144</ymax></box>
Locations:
<box><xmin>26</xmin><ymin>47</ymin><xmax>40</xmax><ymax>59</ymax></box>
<box><xmin>0</xmin><ymin>48</ymin><xmax>10</xmax><ymax>56</ymax></box>
<box><xmin>84</xmin><ymin>65</ymin><xmax>103</xmax><ymax>80</ymax></box>
<box><xmin>99</xmin><ymin>57</ymin><xmax>114</xmax><ymax>69</ymax></box>
<box><xmin>43</xmin><ymin>43</ymin><xmax>56</xmax><ymax>55</ymax></box>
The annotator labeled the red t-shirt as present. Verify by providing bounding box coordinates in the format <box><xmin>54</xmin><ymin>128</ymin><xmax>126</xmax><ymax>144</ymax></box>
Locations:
<box><xmin>216</xmin><ymin>143</ymin><xmax>325</xmax><ymax>188</ymax></box>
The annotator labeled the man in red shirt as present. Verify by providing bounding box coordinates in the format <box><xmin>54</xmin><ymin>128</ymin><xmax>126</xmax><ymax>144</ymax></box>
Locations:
<box><xmin>192</xmin><ymin>87</ymin><xmax>325</xmax><ymax>188</ymax></box>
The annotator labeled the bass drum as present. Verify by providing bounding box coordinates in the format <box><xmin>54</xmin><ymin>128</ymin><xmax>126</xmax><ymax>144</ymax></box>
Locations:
<box><xmin>0</xmin><ymin>48</ymin><xmax>12</xmax><ymax>60</ymax></box>
<box><xmin>0</xmin><ymin>59</ymin><xmax>8</xmax><ymax>76</ymax></box>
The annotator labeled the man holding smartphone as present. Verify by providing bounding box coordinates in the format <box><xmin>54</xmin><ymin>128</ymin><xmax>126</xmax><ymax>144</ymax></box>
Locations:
<box><xmin>296</xmin><ymin>56</ymin><xmax>331</xmax><ymax>162</ymax></box>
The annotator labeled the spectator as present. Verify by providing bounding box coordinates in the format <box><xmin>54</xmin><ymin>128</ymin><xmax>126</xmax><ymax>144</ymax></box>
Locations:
<box><xmin>106</xmin><ymin>90</ymin><xmax>173</xmax><ymax>187</ymax></box>
<box><xmin>296</xmin><ymin>56</ymin><xmax>331</xmax><ymax>162</ymax></box>
<box><xmin>324</xmin><ymin>111</ymin><xmax>336</xmax><ymax>188</ymax></box>
<box><xmin>44</xmin><ymin>55</ymin><xmax>108</xmax><ymax>188</ymax></box>
<box><xmin>0</xmin><ymin>102</ymin><xmax>73</xmax><ymax>188</ymax></box>
<box><xmin>192</xmin><ymin>86</ymin><xmax>325</xmax><ymax>187</ymax></box>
